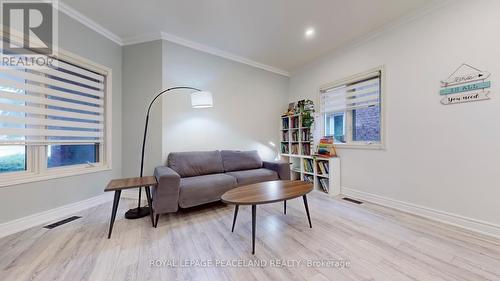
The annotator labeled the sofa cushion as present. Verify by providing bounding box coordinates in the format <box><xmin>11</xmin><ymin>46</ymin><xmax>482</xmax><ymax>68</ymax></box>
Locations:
<box><xmin>226</xmin><ymin>168</ymin><xmax>278</xmax><ymax>186</ymax></box>
<box><xmin>220</xmin><ymin>150</ymin><xmax>262</xmax><ymax>172</ymax></box>
<box><xmin>178</xmin><ymin>173</ymin><xmax>237</xmax><ymax>208</ymax></box>
<box><xmin>168</xmin><ymin>151</ymin><xmax>224</xmax><ymax>178</ymax></box>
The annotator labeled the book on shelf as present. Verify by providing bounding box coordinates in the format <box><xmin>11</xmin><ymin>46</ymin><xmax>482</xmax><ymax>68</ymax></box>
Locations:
<box><xmin>291</xmin><ymin>130</ymin><xmax>298</xmax><ymax>142</ymax></box>
<box><xmin>318</xmin><ymin>178</ymin><xmax>329</xmax><ymax>193</ymax></box>
<box><xmin>291</xmin><ymin>144</ymin><xmax>299</xmax><ymax>154</ymax></box>
<box><xmin>291</xmin><ymin>116</ymin><xmax>299</xmax><ymax>128</ymax></box>
<box><xmin>282</xmin><ymin>117</ymin><xmax>289</xmax><ymax>129</ymax></box>
<box><xmin>303</xmin><ymin>175</ymin><xmax>314</xmax><ymax>183</ymax></box>
<box><xmin>316</xmin><ymin>160</ymin><xmax>329</xmax><ymax>175</ymax></box>
<box><xmin>301</xmin><ymin>128</ymin><xmax>310</xmax><ymax>141</ymax></box>
<box><xmin>281</xmin><ymin>143</ymin><xmax>289</xmax><ymax>154</ymax></box>
<box><xmin>303</xmin><ymin>158</ymin><xmax>314</xmax><ymax>173</ymax></box>
<box><xmin>301</xmin><ymin>143</ymin><xmax>311</xmax><ymax>156</ymax></box>
<box><xmin>282</xmin><ymin>131</ymin><xmax>289</xmax><ymax>142</ymax></box>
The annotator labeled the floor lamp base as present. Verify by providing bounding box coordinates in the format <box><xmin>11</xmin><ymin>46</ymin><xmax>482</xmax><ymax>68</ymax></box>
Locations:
<box><xmin>125</xmin><ymin>207</ymin><xmax>150</xmax><ymax>219</ymax></box>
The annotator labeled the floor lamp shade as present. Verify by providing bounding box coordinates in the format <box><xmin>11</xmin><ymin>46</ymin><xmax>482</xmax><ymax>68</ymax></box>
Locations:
<box><xmin>191</xmin><ymin>91</ymin><xmax>213</xmax><ymax>108</ymax></box>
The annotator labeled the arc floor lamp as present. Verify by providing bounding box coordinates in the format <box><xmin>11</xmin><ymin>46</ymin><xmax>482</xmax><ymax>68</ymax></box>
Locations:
<box><xmin>125</xmin><ymin>87</ymin><xmax>213</xmax><ymax>219</ymax></box>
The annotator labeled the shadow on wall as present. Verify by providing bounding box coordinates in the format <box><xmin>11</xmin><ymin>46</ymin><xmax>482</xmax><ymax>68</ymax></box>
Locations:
<box><xmin>165</xmin><ymin>116</ymin><xmax>277</xmax><ymax>161</ymax></box>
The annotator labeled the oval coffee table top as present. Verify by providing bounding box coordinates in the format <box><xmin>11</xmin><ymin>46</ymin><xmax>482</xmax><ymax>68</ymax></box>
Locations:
<box><xmin>221</xmin><ymin>180</ymin><xmax>313</xmax><ymax>205</ymax></box>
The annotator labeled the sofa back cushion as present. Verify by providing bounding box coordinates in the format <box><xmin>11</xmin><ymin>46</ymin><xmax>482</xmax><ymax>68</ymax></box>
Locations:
<box><xmin>167</xmin><ymin>151</ymin><xmax>224</xmax><ymax>177</ymax></box>
<box><xmin>220</xmin><ymin>150</ymin><xmax>262</xmax><ymax>172</ymax></box>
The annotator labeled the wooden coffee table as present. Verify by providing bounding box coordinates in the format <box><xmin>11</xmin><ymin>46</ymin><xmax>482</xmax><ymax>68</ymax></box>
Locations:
<box><xmin>221</xmin><ymin>180</ymin><xmax>313</xmax><ymax>254</ymax></box>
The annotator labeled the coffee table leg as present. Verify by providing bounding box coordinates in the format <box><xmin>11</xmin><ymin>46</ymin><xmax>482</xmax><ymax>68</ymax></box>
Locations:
<box><xmin>252</xmin><ymin>204</ymin><xmax>256</xmax><ymax>254</ymax></box>
<box><xmin>144</xmin><ymin>186</ymin><xmax>155</xmax><ymax>227</ymax></box>
<box><xmin>108</xmin><ymin>190</ymin><xmax>121</xmax><ymax>239</ymax></box>
<box><xmin>302</xmin><ymin>195</ymin><xmax>312</xmax><ymax>228</ymax></box>
<box><xmin>284</xmin><ymin>200</ymin><xmax>287</xmax><ymax>214</ymax></box>
<box><xmin>231</xmin><ymin>205</ymin><xmax>239</xmax><ymax>232</ymax></box>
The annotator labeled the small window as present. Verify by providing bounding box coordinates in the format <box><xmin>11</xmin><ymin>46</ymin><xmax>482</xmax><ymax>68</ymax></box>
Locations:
<box><xmin>320</xmin><ymin>69</ymin><xmax>383</xmax><ymax>147</ymax></box>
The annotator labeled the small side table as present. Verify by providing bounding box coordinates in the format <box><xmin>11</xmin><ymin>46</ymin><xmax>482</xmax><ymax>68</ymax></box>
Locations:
<box><xmin>104</xmin><ymin>176</ymin><xmax>157</xmax><ymax>239</ymax></box>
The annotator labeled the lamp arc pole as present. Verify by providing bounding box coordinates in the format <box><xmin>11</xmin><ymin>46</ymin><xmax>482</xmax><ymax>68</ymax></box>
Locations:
<box><xmin>125</xmin><ymin>86</ymin><xmax>202</xmax><ymax>219</ymax></box>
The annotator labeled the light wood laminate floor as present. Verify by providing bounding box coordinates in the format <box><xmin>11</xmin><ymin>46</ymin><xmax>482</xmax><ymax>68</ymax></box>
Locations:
<box><xmin>1</xmin><ymin>191</ymin><xmax>500</xmax><ymax>281</ymax></box>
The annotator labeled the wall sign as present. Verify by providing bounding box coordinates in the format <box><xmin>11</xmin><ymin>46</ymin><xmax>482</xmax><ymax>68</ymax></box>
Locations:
<box><xmin>440</xmin><ymin>63</ymin><xmax>492</xmax><ymax>105</ymax></box>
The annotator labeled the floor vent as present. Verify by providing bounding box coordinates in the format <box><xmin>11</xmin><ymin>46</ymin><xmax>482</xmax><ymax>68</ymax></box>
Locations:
<box><xmin>43</xmin><ymin>216</ymin><xmax>81</xmax><ymax>229</ymax></box>
<box><xmin>342</xmin><ymin>197</ymin><xmax>363</xmax><ymax>204</ymax></box>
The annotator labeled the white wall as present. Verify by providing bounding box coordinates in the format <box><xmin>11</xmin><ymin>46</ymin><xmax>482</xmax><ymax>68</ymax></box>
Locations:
<box><xmin>162</xmin><ymin>41</ymin><xmax>289</xmax><ymax>162</ymax></box>
<box><xmin>0</xmin><ymin>13</ymin><xmax>122</xmax><ymax>223</ymax></box>
<box><xmin>289</xmin><ymin>0</ymin><xmax>500</xmax><ymax>226</ymax></box>
<box><xmin>122</xmin><ymin>41</ymin><xmax>163</xmax><ymax>177</ymax></box>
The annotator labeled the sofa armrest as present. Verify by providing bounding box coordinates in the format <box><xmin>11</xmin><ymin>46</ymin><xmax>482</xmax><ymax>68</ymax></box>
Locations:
<box><xmin>262</xmin><ymin>160</ymin><xmax>290</xmax><ymax>180</ymax></box>
<box><xmin>153</xmin><ymin>166</ymin><xmax>181</xmax><ymax>214</ymax></box>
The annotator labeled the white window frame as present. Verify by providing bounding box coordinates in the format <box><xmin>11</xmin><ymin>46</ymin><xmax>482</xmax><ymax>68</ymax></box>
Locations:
<box><xmin>0</xmin><ymin>43</ymin><xmax>112</xmax><ymax>187</ymax></box>
<box><xmin>318</xmin><ymin>66</ymin><xmax>385</xmax><ymax>150</ymax></box>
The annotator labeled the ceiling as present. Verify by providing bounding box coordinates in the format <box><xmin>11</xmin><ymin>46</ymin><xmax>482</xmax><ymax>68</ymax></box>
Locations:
<box><xmin>61</xmin><ymin>0</ymin><xmax>443</xmax><ymax>74</ymax></box>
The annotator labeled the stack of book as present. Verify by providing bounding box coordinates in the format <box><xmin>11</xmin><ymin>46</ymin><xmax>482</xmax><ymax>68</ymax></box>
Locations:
<box><xmin>316</xmin><ymin>161</ymin><xmax>329</xmax><ymax>175</ymax></box>
<box><xmin>317</xmin><ymin>137</ymin><xmax>337</xmax><ymax>157</ymax></box>
<box><xmin>303</xmin><ymin>159</ymin><xmax>314</xmax><ymax>173</ymax></box>
<box><xmin>318</xmin><ymin>178</ymin><xmax>329</xmax><ymax>192</ymax></box>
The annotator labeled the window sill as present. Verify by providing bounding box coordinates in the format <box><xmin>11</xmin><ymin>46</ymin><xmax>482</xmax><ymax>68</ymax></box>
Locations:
<box><xmin>335</xmin><ymin>143</ymin><xmax>386</xmax><ymax>150</ymax></box>
<box><xmin>0</xmin><ymin>165</ymin><xmax>111</xmax><ymax>187</ymax></box>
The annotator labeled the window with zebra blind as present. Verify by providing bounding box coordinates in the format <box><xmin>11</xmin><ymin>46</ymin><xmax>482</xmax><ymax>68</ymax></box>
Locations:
<box><xmin>0</xmin><ymin>48</ymin><xmax>111</xmax><ymax>185</ymax></box>
<box><xmin>320</xmin><ymin>68</ymin><xmax>384</xmax><ymax>148</ymax></box>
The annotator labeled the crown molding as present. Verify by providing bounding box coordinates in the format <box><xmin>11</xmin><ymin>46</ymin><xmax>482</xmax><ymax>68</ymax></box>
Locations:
<box><xmin>121</xmin><ymin>32</ymin><xmax>162</xmax><ymax>46</ymax></box>
<box><xmin>160</xmin><ymin>32</ymin><xmax>290</xmax><ymax>77</ymax></box>
<box><xmin>121</xmin><ymin>31</ymin><xmax>290</xmax><ymax>77</ymax></box>
<box><xmin>58</xmin><ymin>2</ymin><xmax>123</xmax><ymax>45</ymax></box>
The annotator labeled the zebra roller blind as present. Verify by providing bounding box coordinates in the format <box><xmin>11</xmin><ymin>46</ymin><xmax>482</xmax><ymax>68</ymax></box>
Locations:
<box><xmin>0</xmin><ymin>58</ymin><xmax>106</xmax><ymax>145</ymax></box>
<box><xmin>320</xmin><ymin>71</ymin><xmax>381</xmax><ymax>114</ymax></box>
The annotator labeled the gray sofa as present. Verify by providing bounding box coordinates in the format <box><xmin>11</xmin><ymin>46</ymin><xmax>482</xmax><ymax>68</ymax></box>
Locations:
<box><xmin>152</xmin><ymin>150</ymin><xmax>290</xmax><ymax>214</ymax></box>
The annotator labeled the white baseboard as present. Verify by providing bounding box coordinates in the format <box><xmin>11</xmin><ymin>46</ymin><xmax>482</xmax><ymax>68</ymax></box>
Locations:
<box><xmin>0</xmin><ymin>193</ymin><xmax>113</xmax><ymax>239</ymax></box>
<box><xmin>342</xmin><ymin>187</ymin><xmax>500</xmax><ymax>240</ymax></box>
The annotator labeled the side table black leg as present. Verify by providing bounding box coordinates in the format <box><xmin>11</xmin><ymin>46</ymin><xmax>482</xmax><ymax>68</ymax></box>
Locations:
<box><xmin>284</xmin><ymin>200</ymin><xmax>287</xmax><ymax>214</ymax></box>
<box><xmin>231</xmin><ymin>205</ymin><xmax>239</xmax><ymax>232</ymax></box>
<box><xmin>144</xmin><ymin>186</ymin><xmax>155</xmax><ymax>227</ymax></box>
<box><xmin>252</xmin><ymin>204</ymin><xmax>256</xmax><ymax>255</ymax></box>
<box><xmin>303</xmin><ymin>195</ymin><xmax>312</xmax><ymax>228</ymax></box>
<box><xmin>108</xmin><ymin>190</ymin><xmax>121</xmax><ymax>239</ymax></box>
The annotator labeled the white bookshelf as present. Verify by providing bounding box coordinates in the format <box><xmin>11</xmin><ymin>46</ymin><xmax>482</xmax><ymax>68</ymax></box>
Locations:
<box><xmin>280</xmin><ymin>114</ymin><xmax>341</xmax><ymax>196</ymax></box>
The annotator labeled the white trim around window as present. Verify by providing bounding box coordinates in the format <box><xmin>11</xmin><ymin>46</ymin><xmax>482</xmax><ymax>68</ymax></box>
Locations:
<box><xmin>318</xmin><ymin>66</ymin><xmax>386</xmax><ymax>150</ymax></box>
<box><xmin>0</xmin><ymin>43</ymin><xmax>113</xmax><ymax>187</ymax></box>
